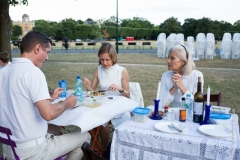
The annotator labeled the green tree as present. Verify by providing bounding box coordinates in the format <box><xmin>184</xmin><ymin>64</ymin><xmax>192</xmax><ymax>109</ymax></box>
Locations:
<box><xmin>54</xmin><ymin>26</ymin><xmax>65</xmax><ymax>41</ymax></box>
<box><xmin>121</xmin><ymin>19</ymin><xmax>131</xmax><ymax>27</ymax></box>
<box><xmin>103</xmin><ymin>20</ymin><xmax>116</xmax><ymax>27</ymax></box>
<box><xmin>77</xmin><ymin>19</ymin><xmax>84</xmax><ymax>24</ymax></box>
<box><xmin>160</xmin><ymin>17</ymin><xmax>181</xmax><ymax>36</ymax></box>
<box><xmin>74</xmin><ymin>24</ymin><xmax>91</xmax><ymax>39</ymax></box>
<box><xmin>194</xmin><ymin>17</ymin><xmax>212</xmax><ymax>35</ymax></box>
<box><xmin>182</xmin><ymin>18</ymin><xmax>197</xmax><ymax>38</ymax></box>
<box><xmin>86</xmin><ymin>18</ymin><xmax>94</xmax><ymax>21</ymax></box>
<box><xmin>89</xmin><ymin>25</ymin><xmax>101</xmax><ymax>39</ymax></box>
<box><xmin>33</xmin><ymin>20</ymin><xmax>56</xmax><ymax>38</ymax></box>
<box><xmin>132</xmin><ymin>17</ymin><xmax>153</xmax><ymax>29</ymax></box>
<box><xmin>0</xmin><ymin>0</ymin><xmax>28</xmax><ymax>60</ymax></box>
<box><xmin>60</xmin><ymin>18</ymin><xmax>78</xmax><ymax>40</ymax></box>
<box><xmin>12</xmin><ymin>25</ymin><xmax>22</xmax><ymax>37</ymax></box>
<box><xmin>218</xmin><ymin>21</ymin><xmax>233</xmax><ymax>39</ymax></box>
<box><xmin>120</xmin><ymin>17</ymin><xmax>153</xmax><ymax>29</ymax></box>
<box><xmin>233</xmin><ymin>20</ymin><xmax>240</xmax><ymax>33</ymax></box>
<box><xmin>209</xmin><ymin>20</ymin><xmax>220</xmax><ymax>39</ymax></box>
<box><xmin>101</xmin><ymin>26</ymin><xmax>116</xmax><ymax>38</ymax></box>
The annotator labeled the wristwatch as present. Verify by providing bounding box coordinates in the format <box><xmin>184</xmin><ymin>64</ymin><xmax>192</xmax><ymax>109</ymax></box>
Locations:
<box><xmin>119</xmin><ymin>89</ymin><xmax>124</xmax><ymax>93</ymax></box>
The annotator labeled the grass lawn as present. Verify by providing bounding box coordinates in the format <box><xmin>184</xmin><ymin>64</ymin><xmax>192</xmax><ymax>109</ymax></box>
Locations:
<box><xmin>1</xmin><ymin>52</ymin><xmax>239</xmax><ymax>158</ymax></box>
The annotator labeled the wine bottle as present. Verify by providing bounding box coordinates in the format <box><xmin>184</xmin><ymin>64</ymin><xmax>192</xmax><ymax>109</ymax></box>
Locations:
<box><xmin>193</xmin><ymin>77</ymin><xmax>204</xmax><ymax>123</ymax></box>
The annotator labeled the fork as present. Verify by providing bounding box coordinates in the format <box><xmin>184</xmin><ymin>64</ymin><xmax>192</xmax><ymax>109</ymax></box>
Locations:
<box><xmin>168</xmin><ymin>125</ymin><xmax>180</xmax><ymax>132</ymax></box>
<box><xmin>170</xmin><ymin>123</ymin><xmax>182</xmax><ymax>132</ymax></box>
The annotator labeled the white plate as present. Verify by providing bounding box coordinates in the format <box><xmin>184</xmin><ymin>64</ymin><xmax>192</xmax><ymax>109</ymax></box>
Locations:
<box><xmin>198</xmin><ymin>125</ymin><xmax>232</xmax><ymax>137</ymax></box>
<box><xmin>154</xmin><ymin>122</ymin><xmax>187</xmax><ymax>134</ymax></box>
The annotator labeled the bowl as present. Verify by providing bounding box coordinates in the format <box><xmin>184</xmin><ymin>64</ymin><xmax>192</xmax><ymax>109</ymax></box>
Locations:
<box><xmin>210</xmin><ymin>106</ymin><xmax>231</xmax><ymax>114</ymax></box>
<box><xmin>132</xmin><ymin>107</ymin><xmax>150</xmax><ymax>122</ymax></box>
<box><xmin>82</xmin><ymin>97</ymin><xmax>102</xmax><ymax>108</ymax></box>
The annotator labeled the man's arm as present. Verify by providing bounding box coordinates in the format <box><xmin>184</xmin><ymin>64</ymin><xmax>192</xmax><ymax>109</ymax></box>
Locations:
<box><xmin>35</xmin><ymin>95</ymin><xmax>77</xmax><ymax>121</ymax></box>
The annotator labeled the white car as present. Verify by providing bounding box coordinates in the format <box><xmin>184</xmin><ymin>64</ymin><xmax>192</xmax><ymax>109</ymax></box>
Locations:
<box><xmin>75</xmin><ymin>39</ymin><xmax>82</xmax><ymax>42</ymax></box>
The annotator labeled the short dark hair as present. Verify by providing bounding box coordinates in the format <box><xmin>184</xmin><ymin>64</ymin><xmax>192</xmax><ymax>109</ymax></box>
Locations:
<box><xmin>98</xmin><ymin>43</ymin><xmax>118</xmax><ymax>65</ymax></box>
<box><xmin>0</xmin><ymin>51</ymin><xmax>9</xmax><ymax>63</ymax></box>
<box><xmin>20</xmin><ymin>30</ymin><xmax>52</xmax><ymax>54</ymax></box>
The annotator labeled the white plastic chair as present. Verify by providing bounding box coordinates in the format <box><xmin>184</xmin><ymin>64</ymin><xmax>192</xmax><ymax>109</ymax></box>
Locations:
<box><xmin>205</xmin><ymin>33</ymin><xmax>215</xmax><ymax>59</ymax></box>
<box><xmin>233</xmin><ymin>33</ymin><xmax>240</xmax><ymax>41</ymax></box>
<box><xmin>231</xmin><ymin>40</ymin><xmax>240</xmax><ymax>60</ymax></box>
<box><xmin>220</xmin><ymin>41</ymin><xmax>232</xmax><ymax>59</ymax></box>
<box><xmin>205</xmin><ymin>41</ymin><xmax>214</xmax><ymax>59</ymax></box>
<box><xmin>166</xmin><ymin>33</ymin><xmax>177</xmax><ymax>57</ymax></box>
<box><xmin>196</xmin><ymin>33</ymin><xmax>206</xmax><ymax>59</ymax></box>
<box><xmin>129</xmin><ymin>82</ymin><xmax>144</xmax><ymax>107</ymax></box>
<box><xmin>220</xmin><ymin>33</ymin><xmax>232</xmax><ymax>59</ymax></box>
<box><xmin>156</xmin><ymin>33</ymin><xmax>166</xmax><ymax>58</ymax></box>
<box><xmin>186</xmin><ymin>36</ymin><xmax>195</xmax><ymax>58</ymax></box>
<box><xmin>176</xmin><ymin>33</ymin><xmax>184</xmax><ymax>45</ymax></box>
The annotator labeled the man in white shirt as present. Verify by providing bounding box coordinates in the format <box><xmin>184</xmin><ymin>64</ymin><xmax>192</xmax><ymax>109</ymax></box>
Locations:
<box><xmin>0</xmin><ymin>51</ymin><xmax>11</xmax><ymax>69</ymax></box>
<box><xmin>0</xmin><ymin>31</ymin><xmax>90</xmax><ymax>160</ymax></box>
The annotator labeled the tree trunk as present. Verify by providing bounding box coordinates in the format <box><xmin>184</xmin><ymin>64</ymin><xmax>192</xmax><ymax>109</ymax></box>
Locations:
<box><xmin>0</xmin><ymin>0</ymin><xmax>12</xmax><ymax>61</ymax></box>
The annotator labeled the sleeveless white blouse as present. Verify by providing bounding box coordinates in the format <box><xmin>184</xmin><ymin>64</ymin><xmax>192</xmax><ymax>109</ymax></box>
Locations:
<box><xmin>98</xmin><ymin>64</ymin><xmax>124</xmax><ymax>96</ymax></box>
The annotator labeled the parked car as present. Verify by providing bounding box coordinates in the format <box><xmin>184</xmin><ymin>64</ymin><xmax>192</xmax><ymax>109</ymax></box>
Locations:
<box><xmin>109</xmin><ymin>38</ymin><xmax>116</xmax><ymax>41</ymax></box>
<box><xmin>13</xmin><ymin>39</ymin><xmax>22</xmax><ymax>47</ymax></box>
<box><xmin>75</xmin><ymin>39</ymin><xmax>82</xmax><ymax>42</ymax></box>
<box><xmin>84</xmin><ymin>39</ymin><xmax>92</xmax><ymax>42</ymax></box>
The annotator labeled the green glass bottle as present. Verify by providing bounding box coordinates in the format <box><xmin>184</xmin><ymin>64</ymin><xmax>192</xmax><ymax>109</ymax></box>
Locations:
<box><xmin>193</xmin><ymin>77</ymin><xmax>204</xmax><ymax>123</ymax></box>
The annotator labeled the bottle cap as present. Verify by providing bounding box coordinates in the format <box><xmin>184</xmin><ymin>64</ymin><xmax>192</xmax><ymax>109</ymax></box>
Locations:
<box><xmin>164</xmin><ymin>106</ymin><xmax>168</xmax><ymax>109</ymax></box>
<box><xmin>77</xmin><ymin>76</ymin><xmax>80</xmax><ymax>79</ymax></box>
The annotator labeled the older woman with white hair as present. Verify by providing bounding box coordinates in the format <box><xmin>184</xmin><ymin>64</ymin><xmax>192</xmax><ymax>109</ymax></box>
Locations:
<box><xmin>159</xmin><ymin>45</ymin><xmax>204</xmax><ymax>108</ymax></box>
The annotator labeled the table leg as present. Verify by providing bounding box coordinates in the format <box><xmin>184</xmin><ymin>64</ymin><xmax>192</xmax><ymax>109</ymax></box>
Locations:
<box><xmin>89</xmin><ymin>126</ymin><xmax>104</xmax><ymax>156</ymax></box>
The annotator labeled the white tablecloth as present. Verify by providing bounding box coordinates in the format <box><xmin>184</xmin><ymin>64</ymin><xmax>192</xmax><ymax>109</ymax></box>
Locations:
<box><xmin>48</xmin><ymin>96</ymin><xmax>138</xmax><ymax>133</ymax></box>
<box><xmin>111</xmin><ymin>114</ymin><xmax>240</xmax><ymax>160</ymax></box>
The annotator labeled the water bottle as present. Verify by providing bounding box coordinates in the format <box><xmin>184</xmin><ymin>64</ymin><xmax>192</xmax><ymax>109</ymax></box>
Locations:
<box><xmin>62</xmin><ymin>80</ymin><xmax>67</xmax><ymax>97</ymax></box>
<box><xmin>74</xmin><ymin>76</ymin><xmax>82</xmax><ymax>104</ymax></box>
<box><xmin>59</xmin><ymin>80</ymin><xmax>67</xmax><ymax>97</ymax></box>
<box><xmin>185</xmin><ymin>94</ymin><xmax>193</xmax><ymax>121</ymax></box>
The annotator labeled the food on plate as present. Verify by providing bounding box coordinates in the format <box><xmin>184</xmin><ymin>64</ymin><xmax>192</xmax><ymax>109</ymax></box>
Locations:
<box><xmin>83</xmin><ymin>101</ymin><xmax>101</xmax><ymax>108</ymax></box>
<box><xmin>90</xmin><ymin>91</ymin><xmax>105</xmax><ymax>96</ymax></box>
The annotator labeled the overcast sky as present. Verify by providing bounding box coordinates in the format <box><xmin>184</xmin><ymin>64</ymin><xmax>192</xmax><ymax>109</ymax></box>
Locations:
<box><xmin>9</xmin><ymin>0</ymin><xmax>240</xmax><ymax>25</ymax></box>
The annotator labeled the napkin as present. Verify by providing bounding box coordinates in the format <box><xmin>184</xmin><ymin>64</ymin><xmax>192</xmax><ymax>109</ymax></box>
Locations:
<box><xmin>210</xmin><ymin>113</ymin><xmax>231</xmax><ymax>119</ymax></box>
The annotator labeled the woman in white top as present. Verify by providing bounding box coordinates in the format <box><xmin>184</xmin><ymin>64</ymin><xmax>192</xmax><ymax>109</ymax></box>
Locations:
<box><xmin>83</xmin><ymin>43</ymin><xmax>130</xmax><ymax>150</ymax></box>
<box><xmin>159</xmin><ymin>45</ymin><xmax>204</xmax><ymax>108</ymax></box>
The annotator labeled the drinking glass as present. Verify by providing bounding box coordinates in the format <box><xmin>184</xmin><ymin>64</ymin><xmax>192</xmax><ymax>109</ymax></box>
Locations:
<box><xmin>167</xmin><ymin>112</ymin><xmax>175</xmax><ymax>121</ymax></box>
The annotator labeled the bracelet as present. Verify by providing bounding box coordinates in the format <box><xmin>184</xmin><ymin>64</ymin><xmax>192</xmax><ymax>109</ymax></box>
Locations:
<box><xmin>119</xmin><ymin>89</ymin><xmax>124</xmax><ymax>93</ymax></box>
